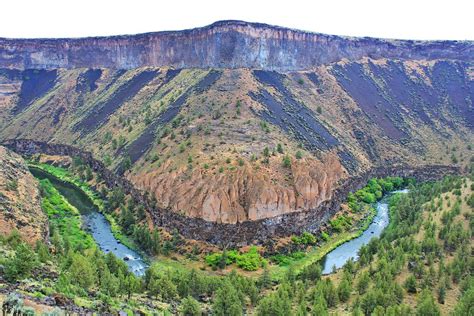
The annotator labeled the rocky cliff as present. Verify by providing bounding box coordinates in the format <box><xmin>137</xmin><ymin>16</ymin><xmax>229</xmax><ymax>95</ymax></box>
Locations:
<box><xmin>0</xmin><ymin>22</ymin><xmax>472</xmax><ymax>238</ymax></box>
<box><xmin>0</xmin><ymin>20</ymin><xmax>472</xmax><ymax>71</ymax></box>
<box><xmin>0</xmin><ymin>146</ymin><xmax>48</xmax><ymax>243</ymax></box>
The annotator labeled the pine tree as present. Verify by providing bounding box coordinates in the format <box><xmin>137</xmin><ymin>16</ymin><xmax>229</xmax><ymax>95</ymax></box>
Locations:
<box><xmin>437</xmin><ymin>282</ymin><xmax>446</xmax><ymax>304</ymax></box>
<box><xmin>35</xmin><ymin>240</ymin><xmax>50</xmax><ymax>263</ymax></box>
<box><xmin>311</xmin><ymin>293</ymin><xmax>328</xmax><ymax>316</ymax></box>
<box><xmin>338</xmin><ymin>278</ymin><xmax>351</xmax><ymax>302</ymax></box>
<box><xmin>180</xmin><ymin>296</ymin><xmax>202</xmax><ymax>316</ymax></box>
<box><xmin>5</xmin><ymin>243</ymin><xmax>38</xmax><ymax>281</ymax></box>
<box><xmin>357</xmin><ymin>271</ymin><xmax>370</xmax><ymax>295</ymax></box>
<box><xmin>416</xmin><ymin>289</ymin><xmax>441</xmax><ymax>316</ymax></box>
<box><xmin>277</xmin><ymin>143</ymin><xmax>284</xmax><ymax>154</ymax></box>
<box><xmin>122</xmin><ymin>273</ymin><xmax>140</xmax><ymax>299</ymax></box>
<box><xmin>404</xmin><ymin>275</ymin><xmax>417</xmax><ymax>294</ymax></box>
<box><xmin>157</xmin><ymin>274</ymin><xmax>178</xmax><ymax>301</ymax></box>
<box><xmin>151</xmin><ymin>229</ymin><xmax>161</xmax><ymax>255</ymax></box>
<box><xmin>325</xmin><ymin>279</ymin><xmax>339</xmax><ymax>308</ymax></box>
<box><xmin>212</xmin><ymin>281</ymin><xmax>242</xmax><ymax>316</ymax></box>
<box><xmin>259</xmin><ymin>266</ymin><xmax>272</xmax><ymax>289</ymax></box>
<box><xmin>69</xmin><ymin>253</ymin><xmax>96</xmax><ymax>290</ymax></box>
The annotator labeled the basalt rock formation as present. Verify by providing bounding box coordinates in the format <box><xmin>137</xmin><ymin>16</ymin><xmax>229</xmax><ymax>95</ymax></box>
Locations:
<box><xmin>0</xmin><ymin>20</ymin><xmax>472</xmax><ymax>71</ymax></box>
<box><xmin>0</xmin><ymin>146</ymin><xmax>48</xmax><ymax>243</ymax></box>
<box><xmin>2</xmin><ymin>139</ymin><xmax>460</xmax><ymax>245</ymax></box>
<box><xmin>0</xmin><ymin>21</ymin><xmax>473</xmax><ymax>243</ymax></box>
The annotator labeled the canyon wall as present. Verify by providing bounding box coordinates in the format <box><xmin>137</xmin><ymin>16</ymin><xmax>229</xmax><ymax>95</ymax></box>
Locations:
<box><xmin>0</xmin><ymin>20</ymin><xmax>472</xmax><ymax>71</ymax></box>
<box><xmin>0</xmin><ymin>145</ymin><xmax>48</xmax><ymax>244</ymax></box>
<box><xmin>3</xmin><ymin>139</ymin><xmax>460</xmax><ymax>246</ymax></box>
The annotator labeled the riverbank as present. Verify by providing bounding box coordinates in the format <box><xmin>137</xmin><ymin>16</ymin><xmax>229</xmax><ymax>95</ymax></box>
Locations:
<box><xmin>3</xmin><ymin>139</ymin><xmax>461</xmax><ymax>246</ymax></box>
<box><xmin>268</xmin><ymin>178</ymin><xmax>409</xmax><ymax>279</ymax></box>
<box><xmin>28</xmin><ymin>162</ymin><xmax>141</xmax><ymax>256</ymax></box>
<box><xmin>29</xmin><ymin>160</ymin><xmax>417</xmax><ymax>282</ymax></box>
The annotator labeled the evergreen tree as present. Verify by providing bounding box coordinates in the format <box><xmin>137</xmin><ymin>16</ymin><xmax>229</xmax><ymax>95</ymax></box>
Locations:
<box><xmin>276</xmin><ymin>143</ymin><xmax>284</xmax><ymax>154</ymax></box>
<box><xmin>69</xmin><ymin>253</ymin><xmax>96</xmax><ymax>290</ymax></box>
<box><xmin>122</xmin><ymin>273</ymin><xmax>140</xmax><ymax>299</ymax></box>
<box><xmin>357</xmin><ymin>271</ymin><xmax>370</xmax><ymax>295</ymax></box>
<box><xmin>404</xmin><ymin>275</ymin><xmax>417</xmax><ymax>294</ymax></box>
<box><xmin>5</xmin><ymin>243</ymin><xmax>38</xmax><ymax>281</ymax></box>
<box><xmin>295</xmin><ymin>300</ymin><xmax>307</xmax><ymax>316</ymax></box>
<box><xmin>158</xmin><ymin>274</ymin><xmax>178</xmax><ymax>301</ymax></box>
<box><xmin>256</xmin><ymin>285</ymin><xmax>291</xmax><ymax>316</ymax></box>
<box><xmin>259</xmin><ymin>266</ymin><xmax>272</xmax><ymax>289</ymax></box>
<box><xmin>437</xmin><ymin>282</ymin><xmax>446</xmax><ymax>304</ymax></box>
<box><xmin>180</xmin><ymin>296</ymin><xmax>201</xmax><ymax>316</ymax></box>
<box><xmin>151</xmin><ymin>229</ymin><xmax>162</xmax><ymax>255</ymax></box>
<box><xmin>35</xmin><ymin>240</ymin><xmax>50</xmax><ymax>263</ymax></box>
<box><xmin>360</xmin><ymin>290</ymin><xmax>377</xmax><ymax>316</ymax></box>
<box><xmin>416</xmin><ymin>289</ymin><xmax>441</xmax><ymax>316</ymax></box>
<box><xmin>212</xmin><ymin>281</ymin><xmax>243</xmax><ymax>316</ymax></box>
<box><xmin>452</xmin><ymin>282</ymin><xmax>474</xmax><ymax>316</ymax></box>
<box><xmin>338</xmin><ymin>278</ymin><xmax>352</xmax><ymax>302</ymax></box>
<box><xmin>324</xmin><ymin>279</ymin><xmax>339</xmax><ymax>308</ymax></box>
<box><xmin>100</xmin><ymin>267</ymin><xmax>119</xmax><ymax>297</ymax></box>
<box><xmin>311</xmin><ymin>293</ymin><xmax>328</xmax><ymax>316</ymax></box>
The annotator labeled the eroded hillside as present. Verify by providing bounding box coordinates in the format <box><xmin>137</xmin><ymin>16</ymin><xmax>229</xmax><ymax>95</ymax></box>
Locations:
<box><xmin>0</xmin><ymin>59</ymin><xmax>472</xmax><ymax>226</ymax></box>
<box><xmin>0</xmin><ymin>21</ymin><xmax>472</xmax><ymax>229</ymax></box>
<box><xmin>0</xmin><ymin>146</ymin><xmax>48</xmax><ymax>243</ymax></box>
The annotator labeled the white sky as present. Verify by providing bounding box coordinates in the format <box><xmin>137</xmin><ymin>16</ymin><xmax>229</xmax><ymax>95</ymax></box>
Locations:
<box><xmin>1</xmin><ymin>0</ymin><xmax>473</xmax><ymax>40</ymax></box>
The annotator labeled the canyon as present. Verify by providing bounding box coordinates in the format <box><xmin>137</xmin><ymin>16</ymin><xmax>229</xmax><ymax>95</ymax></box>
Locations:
<box><xmin>0</xmin><ymin>21</ymin><xmax>473</xmax><ymax>244</ymax></box>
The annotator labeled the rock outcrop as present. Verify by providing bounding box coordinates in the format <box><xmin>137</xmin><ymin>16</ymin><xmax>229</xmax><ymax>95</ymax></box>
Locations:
<box><xmin>2</xmin><ymin>139</ymin><xmax>461</xmax><ymax>245</ymax></box>
<box><xmin>0</xmin><ymin>146</ymin><xmax>48</xmax><ymax>243</ymax></box>
<box><xmin>0</xmin><ymin>20</ymin><xmax>472</xmax><ymax>71</ymax></box>
<box><xmin>130</xmin><ymin>153</ymin><xmax>344</xmax><ymax>223</ymax></box>
<box><xmin>0</xmin><ymin>21</ymin><xmax>472</xmax><ymax>244</ymax></box>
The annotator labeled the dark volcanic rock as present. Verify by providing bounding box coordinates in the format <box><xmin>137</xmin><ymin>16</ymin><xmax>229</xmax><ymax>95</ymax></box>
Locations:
<box><xmin>117</xmin><ymin>69</ymin><xmax>221</xmax><ymax>172</ymax></box>
<box><xmin>0</xmin><ymin>20</ymin><xmax>472</xmax><ymax>71</ymax></box>
<box><xmin>2</xmin><ymin>139</ymin><xmax>461</xmax><ymax>246</ymax></box>
<box><xmin>12</xmin><ymin>69</ymin><xmax>57</xmax><ymax>114</ymax></box>
<box><xmin>75</xmin><ymin>70</ymin><xmax>158</xmax><ymax>132</ymax></box>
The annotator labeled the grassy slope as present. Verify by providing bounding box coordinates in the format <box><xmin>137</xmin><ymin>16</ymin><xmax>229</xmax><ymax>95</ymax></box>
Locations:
<box><xmin>327</xmin><ymin>178</ymin><xmax>473</xmax><ymax>315</ymax></box>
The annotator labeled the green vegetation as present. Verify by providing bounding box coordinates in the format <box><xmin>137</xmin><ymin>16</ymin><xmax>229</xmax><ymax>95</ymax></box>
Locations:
<box><xmin>3</xmin><ymin>159</ymin><xmax>471</xmax><ymax>315</ymax></box>
<box><xmin>291</xmin><ymin>231</ymin><xmax>317</xmax><ymax>245</ymax></box>
<box><xmin>39</xmin><ymin>179</ymin><xmax>95</xmax><ymax>250</ymax></box>
<box><xmin>205</xmin><ymin>247</ymin><xmax>267</xmax><ymax>271</ymax></box>
<box><xmin>282</xmin><ymin>154</ymin><xmax>291</xmax><ymax>168</ymax></box>
<box><xmin>268</xmin><ymin>177</ymin><xmax>407</xmax><ymax>274</ymax></box>
<box><xmin>5</xmin><ymin>179</ymin><xmax>18</xmax><ymax>191</ymax></box>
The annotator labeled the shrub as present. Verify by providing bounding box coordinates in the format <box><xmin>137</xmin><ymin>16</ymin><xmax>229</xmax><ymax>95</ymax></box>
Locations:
<box><xmin>292</xmin><ymin>231</ymin><xmax>316</xmax><ymax>245</ymax></box>
<box><xmin>330</xmin><ymin>215</ymin><xmax>351</xmax><ymax>232</ymax></box>
<box><xmin>276</xmin><ymin>143</ymin><xmax>284</xmax><ymax>154</ymax></box>
<box><xmin>321</xmin><ymin>231</ymin><xmax>330</xmax><ymax>241</ymax></box>
<box><xmin>6</xmin><ymin>180</ymin><xmax>18</xmax><ymax>191</ymax></box>
<box><xmin>5</xmin><ymin>243</ymin><xmax>38</xmax><ymax>281</ymax></box>
<box><xmin>282</xmin><ymin>155</ymin><xmax>291</xmax><ymax>168</ymax></box>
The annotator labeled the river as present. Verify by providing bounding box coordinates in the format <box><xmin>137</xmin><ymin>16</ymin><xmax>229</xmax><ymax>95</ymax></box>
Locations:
<box><xmin>321</xmin><ymin>189</ymin><xmax>408</xmax><ymax>274</ymax></box>
<box><xmin>29</xmin><ymin>167</ymin><xmax>148</xmax><ymax>276</ymax></box>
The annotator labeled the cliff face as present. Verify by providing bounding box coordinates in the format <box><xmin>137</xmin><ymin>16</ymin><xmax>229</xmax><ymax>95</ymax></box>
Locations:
<box><xmin>0</xmin><ymin>21</ymin><xmax>473</xmax><ymax>233</ymax></box>
<box><xmin>0</xmin><ymin>20</ymin><xmax>472</xmax><ymax>71</ymax></box>
<box><xmin>0</xmin><ymin>146</ymin><xmax>48</xmax><ymax>244</ymax></box>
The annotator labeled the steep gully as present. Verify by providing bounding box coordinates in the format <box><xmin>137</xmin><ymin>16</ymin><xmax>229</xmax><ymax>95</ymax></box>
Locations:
<box><xmin>3</xmin><ymin>139</ymin><xmax>460</xmax><ymax>247</ymax></box>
